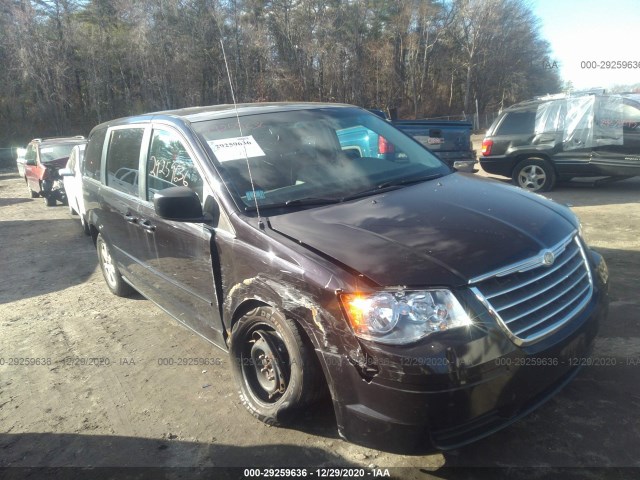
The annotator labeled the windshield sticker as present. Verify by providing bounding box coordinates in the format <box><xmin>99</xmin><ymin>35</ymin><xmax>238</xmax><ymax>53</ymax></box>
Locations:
<box><xmin>208</xmin><ymin>136</ymin><xmax>265</xmax><ymax>162</ymax></box>
<box><xmin>246</xmin><ymin>189</ymin><xmax>266</xmax><ymax>201</ymax></box>
<box><xmin>40</xmin><ymin>147</ymin><xmax>54</xmax><ymax>153</ymax></box>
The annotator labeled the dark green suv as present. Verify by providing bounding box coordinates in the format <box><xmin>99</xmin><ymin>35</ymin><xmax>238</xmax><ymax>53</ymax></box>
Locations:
<box><xmin>480</xmin><ymin>92</ymin><xmax>640</xmax><ymax>192</ymax></box>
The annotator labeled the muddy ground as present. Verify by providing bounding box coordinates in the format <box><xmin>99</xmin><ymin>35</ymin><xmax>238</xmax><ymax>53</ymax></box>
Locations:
<box><xmin>0</xmin><ymin>158</ymin><xmax>639</xmax><ymax>479</ymax></box>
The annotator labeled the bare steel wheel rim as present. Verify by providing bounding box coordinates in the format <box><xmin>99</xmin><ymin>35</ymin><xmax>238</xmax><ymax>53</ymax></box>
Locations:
<box><xmin>241</xmin><ymin>327</ymin><xmax>290</xmax><ymax>405</ymax></box>
<box><xmin>100</xmin><ymin>242</ymin><xmax>117</xmax><ymax>287</ymax></box>
<box><xmin>518</xmin><ymin>165</ymin><xmax>546</xmax><ymax>191</ymax></box>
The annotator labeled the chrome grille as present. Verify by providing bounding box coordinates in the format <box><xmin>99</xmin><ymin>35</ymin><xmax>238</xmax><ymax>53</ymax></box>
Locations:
<box><xmin>470</xmin><ymin>234</ymin><xmax>593</xmax><ymax>345</ymax></box>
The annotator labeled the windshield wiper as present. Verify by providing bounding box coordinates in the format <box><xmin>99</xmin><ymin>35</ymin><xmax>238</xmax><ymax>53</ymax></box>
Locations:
<box><xmin>244</xmin><ymin>174</ymin><xmax>445</xmax><ymax>211</ymax></box>
<box><xmin>285</xmin><ymin>197</ymin><xmax>341</xmax><ymax>206</ymax></box>
<box><xmin>375</xmin><ymin>173</ymin><xmax>444</xmax><ymax>189</ymax></box>
<box><xmin>245</xmin><ymin>197</ymin><xmax>340</xmax><ymax>211</ymax></box>
<box><xmin>341</xmin><ymin>173</ymin><xmax>445</xmax><ymax>201</ymax></box>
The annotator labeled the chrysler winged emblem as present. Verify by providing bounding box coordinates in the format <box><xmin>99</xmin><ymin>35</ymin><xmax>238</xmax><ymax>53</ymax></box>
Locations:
<box><xmin>542</xmin><ymin>250</ymin><xmax>555</xmax><ymax>267</ymax></box>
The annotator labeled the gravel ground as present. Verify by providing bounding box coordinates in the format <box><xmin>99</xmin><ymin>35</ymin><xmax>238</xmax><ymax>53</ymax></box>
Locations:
<box><xmin>1</xmin><ymin>159</ymin><xmax>639</xmax><ymax>479</ymax></box>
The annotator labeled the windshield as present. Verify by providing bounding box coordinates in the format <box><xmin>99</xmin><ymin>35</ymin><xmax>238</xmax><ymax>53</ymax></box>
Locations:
<box><xmin>192</xmin><ymin>107</ymin><xmax>450</xmax><ymax>209</ymax></box>
<box><xmin>39</xmin><ymin>143</ymin><xmax>79</xmax><ymax>163</ymax></box>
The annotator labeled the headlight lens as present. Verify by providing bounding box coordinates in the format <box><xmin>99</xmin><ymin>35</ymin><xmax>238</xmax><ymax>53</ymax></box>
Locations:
<box><xmin>340</xmin><ymin>290</ymin><xmax>472</xmax><ymax>345</ymax></box>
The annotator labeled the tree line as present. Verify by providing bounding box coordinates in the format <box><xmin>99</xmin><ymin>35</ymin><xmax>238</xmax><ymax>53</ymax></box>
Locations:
<box><xmin>0</xmin><ymin>0</ymin><xmax>561</xmax><ymax>145</ymax></box>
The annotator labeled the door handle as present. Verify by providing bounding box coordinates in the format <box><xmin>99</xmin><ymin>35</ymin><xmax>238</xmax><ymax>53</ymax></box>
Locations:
<box><xmin>124</xmin><ymin>212</ymin><xmax>138</xmax><ymax>224</ymax></box>
<box><xmin>139</xmin><ymin>219</ymin><xmax>156</xmax><ymax>232</ymax></box>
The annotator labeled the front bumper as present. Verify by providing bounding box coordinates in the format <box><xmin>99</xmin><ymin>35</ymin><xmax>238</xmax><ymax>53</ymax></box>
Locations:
<box><xmin>453</xmin><ymin>160</ymin><xmax>478</xmax><ymax>173</ymax></box>
<box><xmin>436</xmin><ymin>151</ymin><xmax>478</xmax><ymax>173</ymax></box>
<box><xmin>41</xmin><ymin>179</ymin><xmax>67</xmax><ymax>202</ymax></box>
<box><xmin>319</xmin><ymin>253</ymin><xmax>608</xmax><ymax>453</ymax></box>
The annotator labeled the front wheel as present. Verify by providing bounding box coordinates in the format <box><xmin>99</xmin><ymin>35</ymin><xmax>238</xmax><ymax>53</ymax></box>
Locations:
<box><xmin>229</xmin><ymin>306</ymin><xmax>325</xmax><ymax>425</ymax></box>
<box><xmin>96</xmin><ymin>234</ymin><xmax>134</xmax><ymax>297</ymax></box>
<box><xmin>512</xmin><ymin>158</ymin><xmax>556</xmax><ymax>192</ymax></box>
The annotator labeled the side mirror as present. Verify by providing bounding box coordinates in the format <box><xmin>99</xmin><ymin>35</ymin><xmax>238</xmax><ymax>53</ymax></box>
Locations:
<box><xmin>59</xmin><ymin>168</ymin><xmax>73</xmax><ymax>177</ymax></box>
<box><xmin>154</xmin><ymin>186</ymin><xmax>205</xmax><ymax>222</ymax></box>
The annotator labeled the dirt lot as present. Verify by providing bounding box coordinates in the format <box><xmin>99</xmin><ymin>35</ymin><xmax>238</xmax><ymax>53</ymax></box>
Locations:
<box><xmin>1</xmin><ymin>161</ymin><xmax>639</xmax><ymax>478</ymax></box>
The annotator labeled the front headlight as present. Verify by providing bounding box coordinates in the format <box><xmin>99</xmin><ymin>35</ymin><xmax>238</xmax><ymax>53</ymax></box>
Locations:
<box><xmin>339</xmin><ymin>289</ymin><xmax>473</xmax><ymax>345</ymax></box>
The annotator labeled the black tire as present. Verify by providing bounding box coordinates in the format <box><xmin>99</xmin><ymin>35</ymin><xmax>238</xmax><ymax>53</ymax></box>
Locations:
<box><xmin>44</xmin><ymin>195</ymin><xmax>56</xmax><ymax>207</ymax></box>
<box><xmin>96</xmin><ymin>234</ymin><xmax>134</xmax><ymax>297</ymax></box>
<box><xmin>512</xmin><ymin>158</ymin><xmax>556</xmax><ymax>192</ymax></box>
<box><xmin>229</xmin><ymin>306</ymin><xmax>325</xmax><ymax>425</ymax></box>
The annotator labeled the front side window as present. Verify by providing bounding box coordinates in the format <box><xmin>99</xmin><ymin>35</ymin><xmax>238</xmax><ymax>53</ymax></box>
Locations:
<box><xmin>192</xmin><ymin>108</ymin><xmax>449</xmax><ymax>209</ymax></box>
<box><xmin>623</xmin><ymin>102</ymin><xmax>640</xmax><ymax>131</ymax></box>
<box><xmin>146</xmin><ymin>128</ymin><xmax>203</xmax><ymax>201</ymax></box>
<box><xmin>105</xmin><ymin>128</ymin><xmax>145</xmax><ymax>197</ymax></box>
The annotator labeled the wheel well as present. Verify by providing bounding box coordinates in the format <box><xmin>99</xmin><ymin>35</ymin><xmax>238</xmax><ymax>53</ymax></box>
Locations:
<box><xmin>511</xmin><ymin>154</ymin><xmax>555</xmax><ymax>177</ymax></box>
<box><xmin>230</xmin><ymin>299</ymin><xmax>271</xmax><ymax>331</ymax></box>
<box><xmin>89</xmin><ymin>224</ymin><xmax>100</xmax><ymax>246</ymax></box>
<box><xmin>229</xmin><ymin>300</ymin><xmax>323</xmax><ymax>356</ymax></box>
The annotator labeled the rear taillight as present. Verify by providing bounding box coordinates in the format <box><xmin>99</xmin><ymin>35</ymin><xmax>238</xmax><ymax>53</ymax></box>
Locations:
<box><xmin>378</xmin><ymin>136</ymin><xmax>395</xmax><ymax>154</ymax></box>
<box><xmin>481</xmin><ymin>139</ymin><xmax>493</xmax><ymax>156</ymax></box>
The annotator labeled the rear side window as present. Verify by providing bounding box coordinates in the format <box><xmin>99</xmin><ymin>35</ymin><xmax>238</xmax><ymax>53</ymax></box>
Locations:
<box><xmin>496</xmin><ymin>111</ymin><xmax>536</xmax><ymax>135</ymax></box>
<box><xmin>146</xmin><ymin>128</ymin><xmax>203</xmax><ymax>201</ymax></box>
<box><xmin>84</xmin><ymin>127</ymin><xmax>107</xmax><ymax>180</ymax></box>
<box><xmin>105</xmin><ymin>128</ymin><xmax>145</xmax><ymax>197</ymax></box>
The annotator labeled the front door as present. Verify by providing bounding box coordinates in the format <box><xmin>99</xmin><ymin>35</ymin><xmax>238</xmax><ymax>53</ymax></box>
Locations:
<box><xmin>135</xmin><ymin>125</ymin><xmax>224</xmax><ymax>345</ymax></box>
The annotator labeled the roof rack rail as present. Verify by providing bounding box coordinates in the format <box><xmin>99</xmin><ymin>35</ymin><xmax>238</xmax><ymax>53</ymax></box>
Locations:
<box><xmin>534</xmin><ymin>88</ymin><xmax>606</xmax><ymax>101</ymax></box>
<box><xmin>570</xmin><ymin>88</ymin><xmax>606</xmax><ymax>96</ymax></box>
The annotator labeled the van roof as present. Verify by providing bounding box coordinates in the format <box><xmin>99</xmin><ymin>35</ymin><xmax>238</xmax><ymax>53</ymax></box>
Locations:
<box><xmin>96</xmin><ymin>102</ymin><xmax>355</xmax><ymax>129</ymax></box>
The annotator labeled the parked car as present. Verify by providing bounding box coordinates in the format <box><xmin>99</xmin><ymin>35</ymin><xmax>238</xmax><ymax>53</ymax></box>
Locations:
<box><xmin>480</xmin><ymin>92</ymin><xmax>640</xmax><ymax>191</ymax></box>
<box><xmin>83</xmin><ymin>103</ymin><xmax>608</xmax><ymax>453</ymax></box>
<box><xmin>16</xmin><ymin>147</ymin><xmax>27</xmax><ymax>177</ymax></box>
<box><xmin>24</xmin><ymin>136</ymin><xmax>86</xmax><ymax>206</ymax></box>
<box><xmin>60</xmin><ymin>144</ymin><xmax>89</xmax><ymax>234</ymax></box>
<box><xmin>344</xmin><ymin>113</ymin><xmax>477</xmax><ymax>172</ymax></box>
<box><xmin>393</xmin><ymin>120</ymin><xmax>477</xmax><ymax>172</ymax></box>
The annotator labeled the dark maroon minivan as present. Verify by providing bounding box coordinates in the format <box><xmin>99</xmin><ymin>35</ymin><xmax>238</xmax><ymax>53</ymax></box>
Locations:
<box><xmin>83</xmin><ymin>103</ymin><xmax>609</xmax><ymax>452</ymax></box>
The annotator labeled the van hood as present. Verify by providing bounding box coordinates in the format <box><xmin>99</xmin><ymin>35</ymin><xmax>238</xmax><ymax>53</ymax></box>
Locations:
<box><xmin>267</xmin><ymin>174</ymin><xmax>578</xmax><ymax>287</ymax></box>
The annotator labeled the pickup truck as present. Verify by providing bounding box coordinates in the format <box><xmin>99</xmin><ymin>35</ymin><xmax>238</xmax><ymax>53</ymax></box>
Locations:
<box><xmin>393</xmin><ymin>120</ymin><xmax>477</xmax><ymax>172</ymax></box>
<box><xmin>338</xmin><ymin>116</ymin><xmax>477</xmax><ymax>172</ymax></box>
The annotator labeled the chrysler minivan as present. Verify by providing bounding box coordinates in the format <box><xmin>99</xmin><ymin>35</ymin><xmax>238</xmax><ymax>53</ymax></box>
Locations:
<box><xmin>83</xmin><ymin>103</ymin><xmax>609</xmax><ymax>452</ymax></box>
